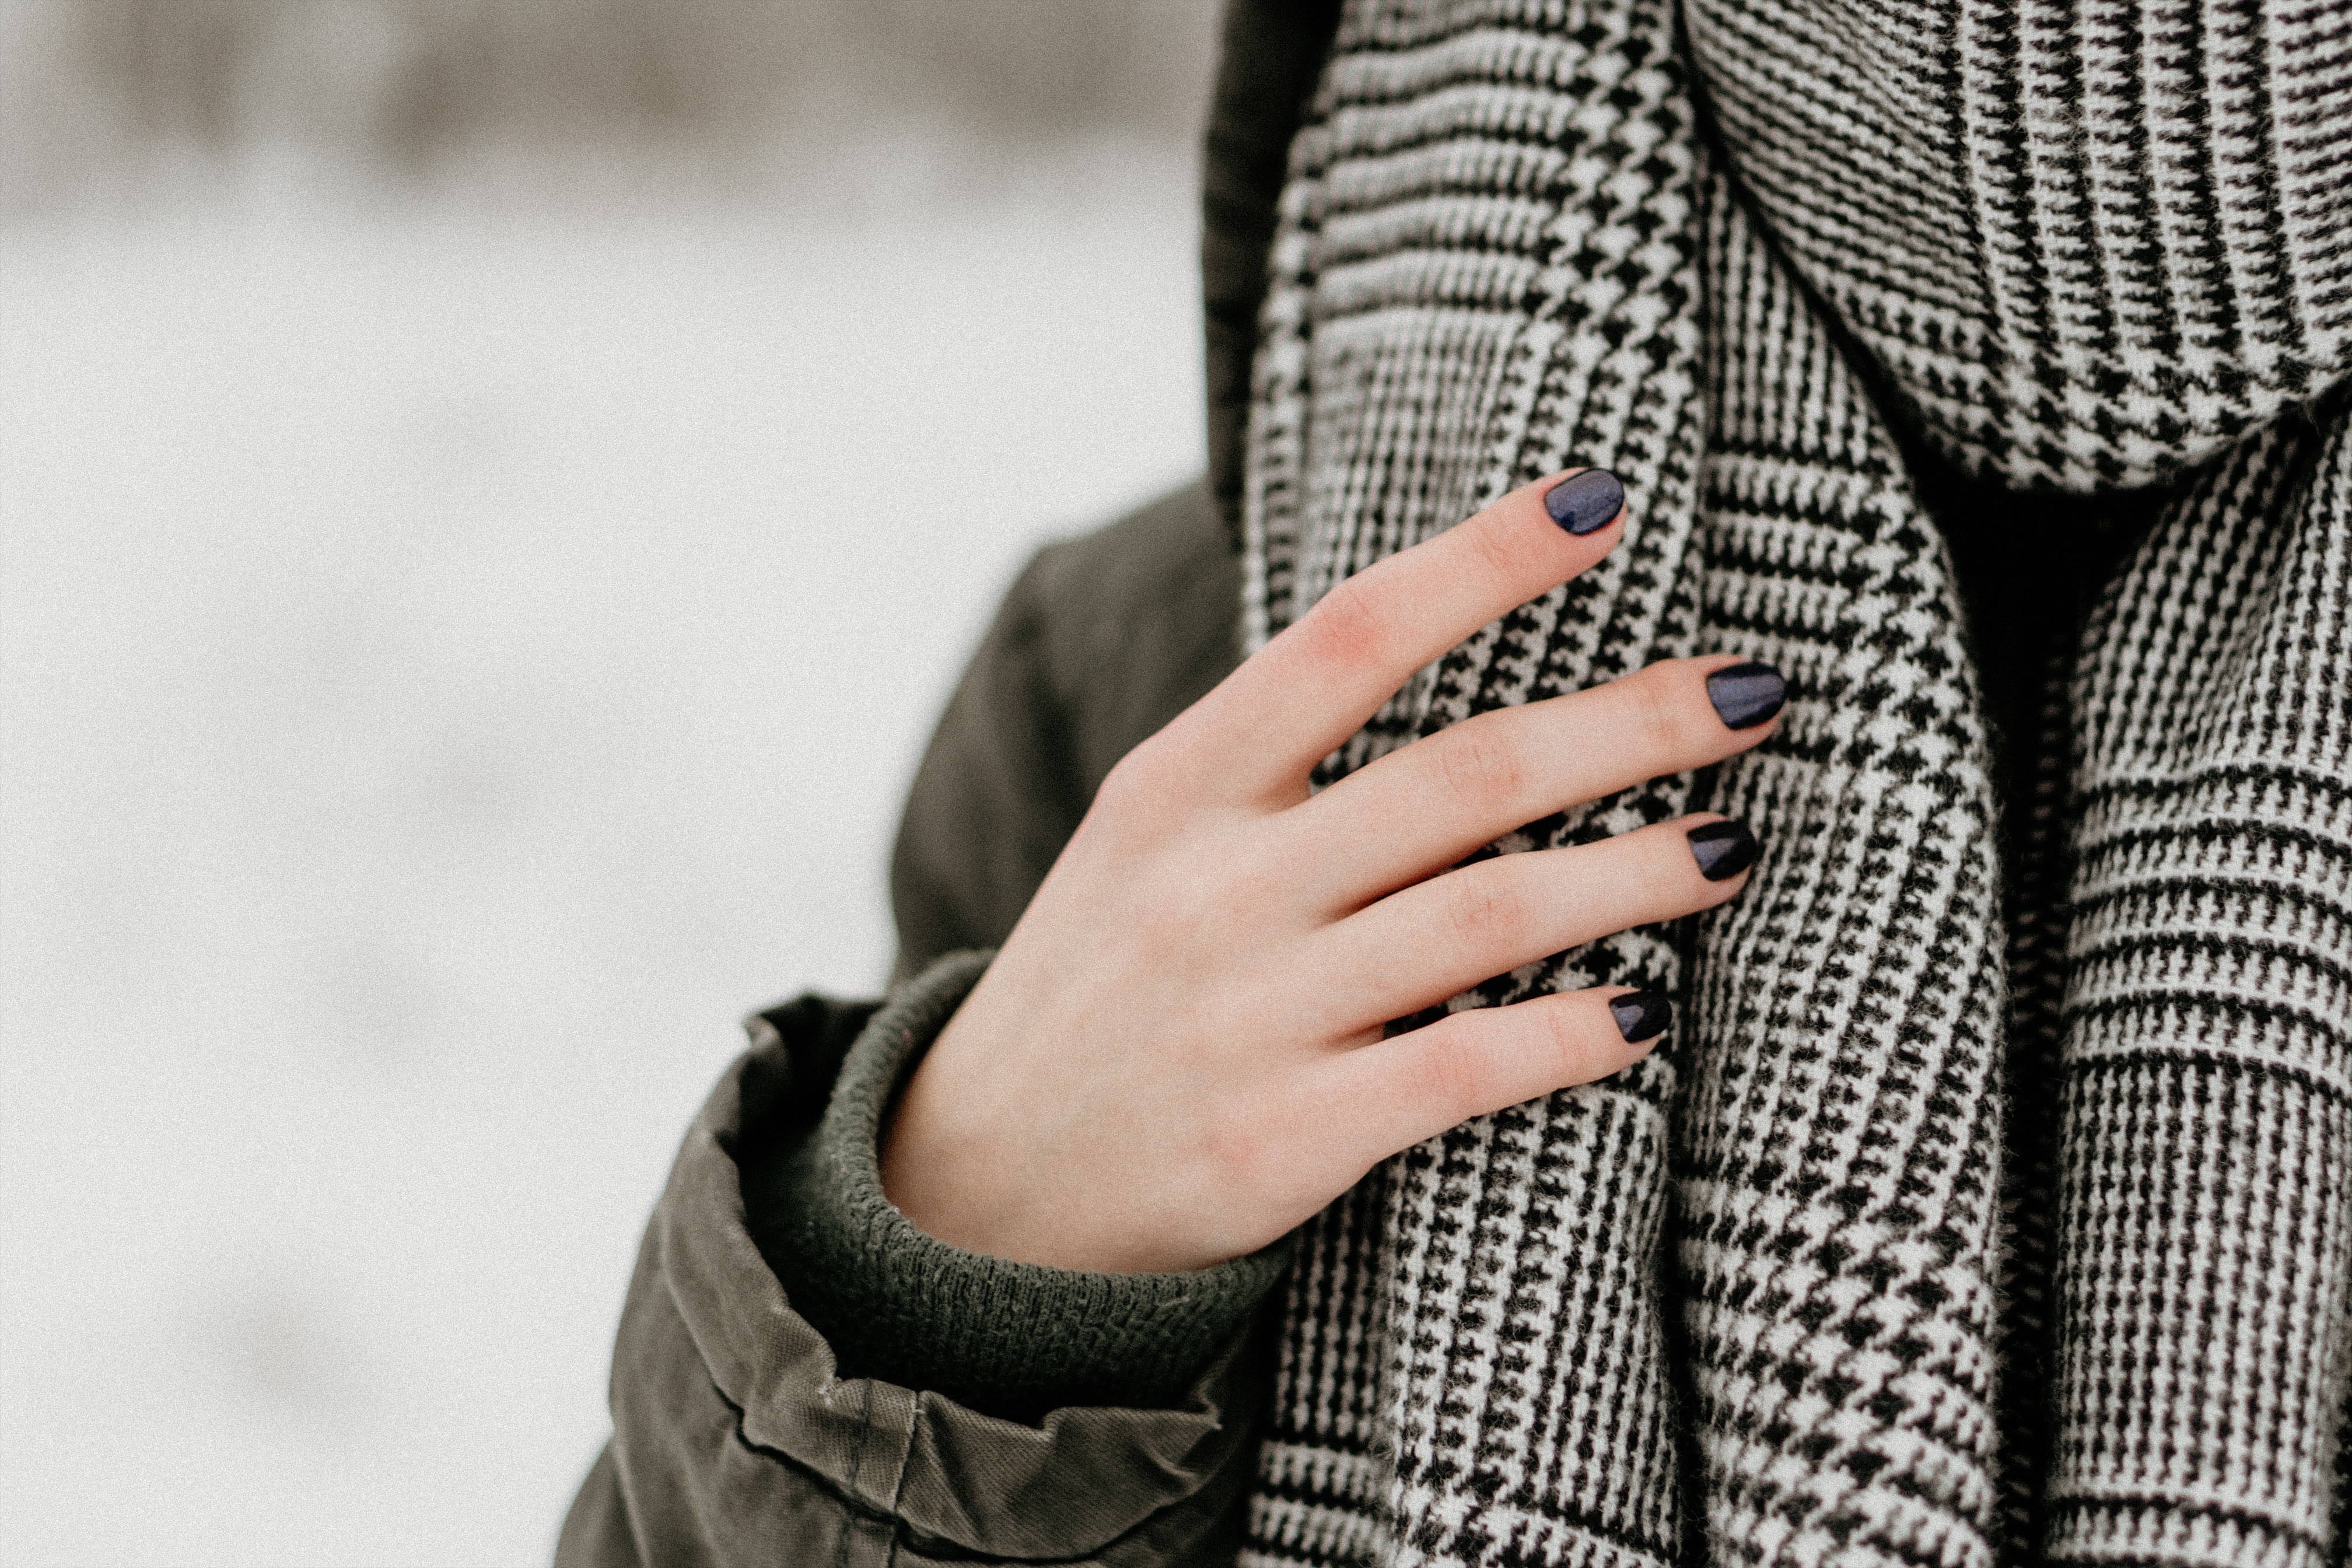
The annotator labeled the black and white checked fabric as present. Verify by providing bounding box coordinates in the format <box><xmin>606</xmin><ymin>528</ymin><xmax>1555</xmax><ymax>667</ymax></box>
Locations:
<box><xmin>1227</xmin><ymin>0</ymin><xmax>2352</xmax><ymax>1563</ymax></box>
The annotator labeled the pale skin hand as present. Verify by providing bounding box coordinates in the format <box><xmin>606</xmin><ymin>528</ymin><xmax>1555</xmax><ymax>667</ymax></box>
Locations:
<box><xmin>880</xmin><ymin>471</ymin><xmax>1779</xmax><ymax>1274</ymax></box>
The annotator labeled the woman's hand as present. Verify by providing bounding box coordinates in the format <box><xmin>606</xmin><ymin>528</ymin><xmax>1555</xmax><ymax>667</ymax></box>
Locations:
<box><xmin>879</xmin><ymin>470</ymin><xmax>1782</xmax><ymax>1274</ymax></box>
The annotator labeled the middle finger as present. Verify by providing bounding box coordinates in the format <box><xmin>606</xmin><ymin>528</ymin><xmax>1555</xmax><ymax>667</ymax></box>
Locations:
<box><xmin>1286</xmin><ymin>654</ymin><xmax>1783</xmax><ymax>912</ymax></box>
<box><xmin>1305</xmin><ymin>813</ymin><xmax>1760</xmax><ymax>1035</ymax></box>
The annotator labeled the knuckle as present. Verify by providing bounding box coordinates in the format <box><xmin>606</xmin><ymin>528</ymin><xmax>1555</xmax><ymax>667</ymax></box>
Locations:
<box><xmin>1530</xmin><ymin>1001</ymin><xmax>1597</xmax><ymax>1085</ymax></box>
<box><xmin>1302</xmin><ymin>576</ymin><xmax>1389</xmax><ymax>668</ymax></box>
<box><xmin>1436</xmin><ymin>724</ymin><xmax>1530</xmax><ymax>816</ymax></box>
<box><xmin>1460</xmin><ymin>512</ymin><xmax>1521</xmax><ymax>586</ymax></box>
<box><xmin>1413</xmin><ymin>1032</ymin><xmax>1497</xmax><ymax>1118</ymax></box>
<box><xmin>1626</xmin><ymin>663</ymin><xmax>1693</xmax><ymax>760</ymax></box>
<box><xmin>1442</xmin><ymin>868</ymin><xmax>1533</xmax><ymax>951</ymax></box>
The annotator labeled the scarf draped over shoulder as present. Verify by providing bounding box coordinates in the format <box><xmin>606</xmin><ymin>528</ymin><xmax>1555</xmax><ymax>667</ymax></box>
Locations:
<box><xmin>1206</xmin><ymin>0</ymin><xmax>2352</xmax><ymax>1563</ymax></box>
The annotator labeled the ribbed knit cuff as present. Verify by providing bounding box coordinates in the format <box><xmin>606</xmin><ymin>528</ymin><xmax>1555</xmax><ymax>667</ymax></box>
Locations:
<box><xmin>747</xmin><ymin>950</ymin><xmax>1293</xmax><ymax>1420</ymax></box>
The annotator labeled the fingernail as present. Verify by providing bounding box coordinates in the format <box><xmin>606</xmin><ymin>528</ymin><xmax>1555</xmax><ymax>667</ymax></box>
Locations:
<box><xmin>1543</xmin><ymin>468</ymin><xmax>1624</xmax><ymax>535</ymax></box>
<box><xmin>1706</xmin><ymin>662</ymin><xmax>1786</xmax><ymax>730</ymax></box>
<box><xmin>1609</xmin><ymin>991</ymin><xmax>1672</xmax><ymax>1044</ymax></box>
<box><xmin>1686</xmin><ymin>820</ymin><xmax>1758</xmax><ymax>881</ymax></box>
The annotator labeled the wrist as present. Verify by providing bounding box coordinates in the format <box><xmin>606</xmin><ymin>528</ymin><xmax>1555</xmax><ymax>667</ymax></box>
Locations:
<box><xmin>880</xmin><ymin>1017</ymin><xmax>1124</xmax><ymax>1270</ymax></box>
<box><xmin>881</xmin><ymin>983</ymin><xmax>1224</xmax><ymax>1273</ymax></box>
<box><xmin>762</xmin><ymin>948</ymin><xmax>1295</xmax><ymax>1414</ymax></box>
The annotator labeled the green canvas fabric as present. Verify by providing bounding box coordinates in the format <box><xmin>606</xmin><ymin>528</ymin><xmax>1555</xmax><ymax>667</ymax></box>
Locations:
<box><xmin>554</xmin><ymin>964</ymin><xmax>1273</xmax><ymax>1568</ymax></box>
<box><xmin>555</xmin><ymin>483</ymin><xmax>1276</xmax><ymax>1565</ymax></box>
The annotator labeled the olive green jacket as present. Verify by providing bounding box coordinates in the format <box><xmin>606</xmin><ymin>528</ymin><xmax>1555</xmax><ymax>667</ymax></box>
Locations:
<box><xmin>555</xmin><ymin>485</ymin><xmax>1290</xmax><ymax>1566</ymax></box>
<box><xmin>556</xmin><ymin>3</ymin><xmax>1357</xmax><ymax>1553</ymax></box>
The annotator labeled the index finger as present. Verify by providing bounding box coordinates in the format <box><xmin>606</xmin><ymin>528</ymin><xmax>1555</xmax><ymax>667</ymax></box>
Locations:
<box><xmin>1178</xmin><ymin>467</ymin><xmax>1626</xmax><ymax>803</ymax></box>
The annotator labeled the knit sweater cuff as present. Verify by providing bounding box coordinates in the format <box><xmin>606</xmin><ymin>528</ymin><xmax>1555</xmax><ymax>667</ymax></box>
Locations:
<box><xmin>747</xmin><ymin>950</ymin><xmax>1294</xmax><ymax>1419</ymax></box>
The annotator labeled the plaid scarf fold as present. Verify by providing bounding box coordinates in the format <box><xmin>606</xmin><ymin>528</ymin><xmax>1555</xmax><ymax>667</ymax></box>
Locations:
<box><xmin>1228</xmin><ymin>1</ymin><xmax>2352</xmax><ymax>1563</ymax></box>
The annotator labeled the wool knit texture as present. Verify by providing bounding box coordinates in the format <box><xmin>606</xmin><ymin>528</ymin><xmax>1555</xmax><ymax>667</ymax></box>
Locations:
<box><xmin>1227</xmin><ymin>2</ymin><xmax>2352</xmax><ymax>1566</ymax></box>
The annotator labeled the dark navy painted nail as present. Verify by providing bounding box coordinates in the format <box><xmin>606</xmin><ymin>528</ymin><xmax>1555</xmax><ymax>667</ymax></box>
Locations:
<box><xmin>1543</xmin><ymin>468</ymin><xmax>1625</xmax><ymax>535</ymax></box>
<box><xmin>1706</xmin><ymin>662</ymin><xmax>1786</xmax><ymax>730</ymax></box>
<box><xmin>1686</xmin><ymin>820</ymin><xmax>1758</xmax><ymax>881</ymax></box>
<box><xmin>1609</xmin><ymin>991</ymin><xmax>1672</xmax><ymax>1044</ymax></box>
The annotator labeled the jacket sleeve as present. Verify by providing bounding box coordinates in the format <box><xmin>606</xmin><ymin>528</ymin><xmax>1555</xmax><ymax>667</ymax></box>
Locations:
<box><xmin>741</xmin><ymin>953</ymin><xmax>1291</xmax><ymax>1422</ymax></box>
<box><xmin>556</xmin><ymin>482</ymin><xmax>1277</xmax><ymax>1565</ymax></box>
<box><xmin>554</xmin><ymin>968</ymin><xmax>1278</xmax><ymax>1567</ymax></box>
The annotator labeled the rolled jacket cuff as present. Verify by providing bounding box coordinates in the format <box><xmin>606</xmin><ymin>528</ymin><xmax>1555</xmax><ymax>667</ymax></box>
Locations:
<box><xmin>746</xmin><ymin>949</ymin><xmax>1295</xmax><ymax>1419</ymax></box>
<box><xmin>611</xmin><ymin>960</ymin><xmax>1283</xmax><ymax>1560</ymax></box>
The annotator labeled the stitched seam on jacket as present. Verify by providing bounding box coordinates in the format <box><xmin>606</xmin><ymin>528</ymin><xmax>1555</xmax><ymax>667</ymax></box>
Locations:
<box><xmin>834</xmin><ymin>1379</ymin><xmax>876</xmax><ymax>1568</ymax></box>
<box><xmin>713</xmin><ymin>1379</ymin><xmax>1206</xmax><ymax>1565</ymax></box>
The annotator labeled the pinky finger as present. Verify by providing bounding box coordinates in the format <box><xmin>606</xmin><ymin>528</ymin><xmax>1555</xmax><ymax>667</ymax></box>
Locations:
<box><xmin>1325</xmin><ymin>987</ymin><xmax>1672</xmax><ymax>1163</ymax></box>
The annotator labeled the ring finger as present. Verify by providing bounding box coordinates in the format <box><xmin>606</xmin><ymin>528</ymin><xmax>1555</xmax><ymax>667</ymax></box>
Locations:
<box><xmin>1308</xmin><ymin>814</ymin><xmax>1759</xmax><ymax>1034</ymax></box>
<box><xmin>1286</xmin><ymin>654</ymin><xmax>1783</xmax><ymax>912</ymax></box>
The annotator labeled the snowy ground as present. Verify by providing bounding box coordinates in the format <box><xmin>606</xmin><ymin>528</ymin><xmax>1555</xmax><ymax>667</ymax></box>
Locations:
<box><xmin>0</xmin><ymin>156</ymin><xmax>1203</xmax><ymax>1563</ymax></box>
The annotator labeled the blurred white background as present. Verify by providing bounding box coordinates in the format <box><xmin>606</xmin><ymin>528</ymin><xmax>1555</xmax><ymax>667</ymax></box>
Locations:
<box><xmin>0</xmin><ymin>4</ymin><xmax>1216</xmax><ymax>1560</ymax></box>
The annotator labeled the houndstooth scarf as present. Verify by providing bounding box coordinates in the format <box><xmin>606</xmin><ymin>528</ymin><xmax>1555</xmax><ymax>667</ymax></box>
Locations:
<box><xmin>1218</xmin><ymin>0</ymin><xmax>2352</xmax><ymax>1563</ymax></box>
